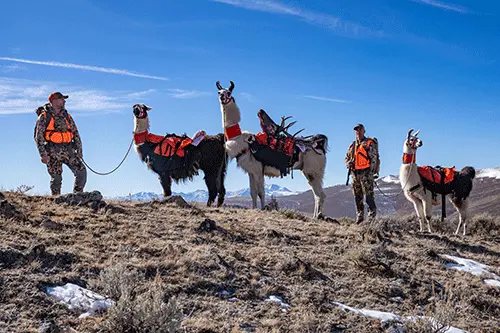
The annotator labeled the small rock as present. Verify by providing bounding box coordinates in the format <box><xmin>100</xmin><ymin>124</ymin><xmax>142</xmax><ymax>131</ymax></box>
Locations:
<box><xmin>38</xmin><ymin>319</ymin><xmax>60</xmax><ymax>333</ymax></box>
<box><xmin>162</xmin><ymin>195</ymin><xmax>191</xmax><ymax>208</ymax></box>
<box><xmin>197</xmin><ymin>219</ymin><xmax>217</xmax><ymax>233</ymax></box>
<box><xmin>40</xmin><ymin>219</ymin><xmax>61</xmax><ymax>230</ymax></box>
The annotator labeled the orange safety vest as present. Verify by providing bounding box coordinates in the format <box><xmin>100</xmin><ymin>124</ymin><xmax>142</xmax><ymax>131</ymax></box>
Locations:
<box><xmin>354</xmin><ymin>139</ymin><xmax>373</xmax><ymax>170</ymax></box>
<box><xmin>41</xmin><ymin>111</ymin><xmax>74</xmax><ymax>144</ymax></box>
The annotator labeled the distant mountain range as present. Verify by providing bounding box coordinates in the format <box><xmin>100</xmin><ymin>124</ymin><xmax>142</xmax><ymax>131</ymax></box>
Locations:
<box><xmin>113</xmin><ymin>183</ymin><xmax>299</xmax><ymax>202</ymax></box>
<box><xmin>255</xmin><ymin>167</ymin><xmax>500</xmax><ymax>219</ymax></box>
<box><xmin>113</xmin><ymin>167</ymin><xmax>500</xmax><ymax>219</ymax></box>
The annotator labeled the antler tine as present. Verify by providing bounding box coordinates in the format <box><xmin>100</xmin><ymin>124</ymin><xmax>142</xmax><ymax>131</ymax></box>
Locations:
<box><xmin>279</xmin><ymin>115</ymin><xmax>292</xmax><ymax>129</ymax></box>
<box><xmin>291</xmin><ymin>128</ymin><xmax>305</xmax><ymax>138</ymax></box>
<box><xmin>283</xmin><ymin>120</ymin><xmax>297</xmax><ymax>131</ymax></box>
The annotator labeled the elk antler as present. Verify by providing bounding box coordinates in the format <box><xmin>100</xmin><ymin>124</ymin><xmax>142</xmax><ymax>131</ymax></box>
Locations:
<box><xmin>216</xmin><ymin>81</ymin><xmax>223</xmax><ymax>90</ymax></box>
<box><xmin>229</xmin><ymin>81</ymin><xmax>235</xmax><ymax>92</ymax></box>
<box><xmin>278</xmin><ymin>115</ymin><xmax>305</xmax><ymax>139</ymax></box>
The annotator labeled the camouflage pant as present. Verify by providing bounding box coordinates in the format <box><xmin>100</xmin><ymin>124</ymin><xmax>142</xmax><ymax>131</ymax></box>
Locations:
<box><xmin>45</xmin><ymin>144</ymin><xmax>87</xmax><ymax>195</ymax></box>
<box><xmin>352</xmin><ymin>168</ymin><xmax>376</xmax><ymax>222</ymax></box>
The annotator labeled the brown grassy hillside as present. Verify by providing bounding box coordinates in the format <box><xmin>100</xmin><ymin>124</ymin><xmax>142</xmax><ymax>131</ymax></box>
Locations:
<box><xmin>1</xmin><ymin>191</ymin><xmax>499</xmax><ymax>332</ymax></box>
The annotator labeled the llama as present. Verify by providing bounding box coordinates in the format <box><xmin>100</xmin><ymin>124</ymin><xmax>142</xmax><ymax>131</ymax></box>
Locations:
<box><xmin>216</xmin><ymin>81</ymin><xmax>328</xmax><ymax>219</ymax></box>
<box><xmin>399</xmin><ymin>129</ymin><xmax>475</xmax><ymax>235</ymax></box>
<box><xmin>132</xmin><ymin>104</ymin><xmax>227</xmax><ymax>207</ymax></box>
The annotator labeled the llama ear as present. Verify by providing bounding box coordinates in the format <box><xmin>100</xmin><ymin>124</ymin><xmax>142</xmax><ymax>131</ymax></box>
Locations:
<box><xmin>143</xmin><ymin>104</ymin><xmax>152</xmax><ymax>111</ymax></box>
<box><xmin>414</xmin><ymin>129</ymin><xmax>420</xmax><ymax>137</ymax></box>
<box><xmin>229</xmin><ymin>81</ymin><xmax>235</xmax><ymax>92</ymax></box>
<box><xmin>407</xmin><ymin>128</ymin><xmax>414</xmax><ymax>139</ymax></box>
<box><xmin>216</xmin><ymin>81</ymin><xmax>223</xmax><ymax>90</ymax></box>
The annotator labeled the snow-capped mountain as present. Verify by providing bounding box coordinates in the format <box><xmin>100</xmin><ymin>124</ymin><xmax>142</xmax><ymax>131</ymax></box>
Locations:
<box><xmin>113</xmin><ymin>184</ymin><xmax>300</xmax><ymax>202</ymax></box>
<box><xmin>476</xmin><ymin>167</ymin><xmax>500</xmax><ymax>180</ymax></box>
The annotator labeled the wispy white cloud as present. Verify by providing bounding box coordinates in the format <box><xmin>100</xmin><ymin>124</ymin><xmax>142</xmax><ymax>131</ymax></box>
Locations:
<box><xmin>0</xmin><ymin>57</ymin><xmax>169</xmax><ymax>81</ymax></box>
<box><xmin>410</xmin><ymin>0</ymin><xmax>468</xmax><ymax>13</ymax></box>
<box><xmin>126</xmin><ymin>89</ymin><xmax>157</xmax><ymax>98</ymax></box>
<box><xmin>303</xmin><ymin>95</ymin><xmax>351</xmax><ymax>104</ymax></box>
<box><xmin>239</xmin><ymin>92</ymin><xmax>254</xmax><ymax>102</ymax></box>
<box><xmin>0</xmin><ymin>77</ymin><xmax>156</xmax><ymax>115</ymax></box>
<box><xmin>213</xmin><ymin>0</ymin><xmax>384</xmax><ymax>38</ymax></box>
<box><xmin>1</xmin><ymin>64</ymin><xmax>27</xmax><ymax>73</ymax></box>
<box><xmin>166</xmin><ymin>88</ymin><xmax>210</xmax><ymax>99</ymax></box>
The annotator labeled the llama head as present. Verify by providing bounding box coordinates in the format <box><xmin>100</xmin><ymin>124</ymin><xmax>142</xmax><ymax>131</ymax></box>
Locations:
<box><xmin>133</xmin><ymin>104</ymin><xmax>152</xmax><ymax>119</ymax></box>
<box><xmin>257</xmin><ymin>109</ymin><xmax>278</xmax><ymax>135</ymax></box>
<box><xmin>216</xmin><ymin>81</ymin><xmax>235</xmax><ymax>105</ymax></box>
<box><xmin>404</xmin><ymin>128</ymin><xmax>423</xmax><ymax>153</ymax></box>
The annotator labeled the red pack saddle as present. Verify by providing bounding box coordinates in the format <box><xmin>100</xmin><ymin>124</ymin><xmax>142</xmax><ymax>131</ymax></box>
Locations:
<box><xmin>146</xmin><ymin>133</ymin><xmax>193</xmax><ymax>158</ymax></box>
<box><xmin>255</xmin><ymin>132</ymin><xmax>294</xmax><ymax>156</ymax></box>
<box><xmin>417</xmin><ymin>166</ymin><xmax>455</xmax><ymax>184</ymax></box>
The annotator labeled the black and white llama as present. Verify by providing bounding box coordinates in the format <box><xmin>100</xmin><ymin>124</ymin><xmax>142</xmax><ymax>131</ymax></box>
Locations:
<box><xmin>216</xmin><ymin>81</ymin><xmax>328</xmax><ymax>219</ymax></box>
<box><xmin>400</xmin><ymin>129</ymin><xmax>475</xmax><ymax>235</ymax></box>
<box><xmin>132</xmin><ymin>104</ymin><xmax>227</xmax><ymax>207</ymax></box>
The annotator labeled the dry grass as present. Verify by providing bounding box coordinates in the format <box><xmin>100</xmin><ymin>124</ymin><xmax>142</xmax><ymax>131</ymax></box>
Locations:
<box><xmin>0</xmin><ymin>191</ymin><xmax>499</xmax><ymax>332</ymax></box>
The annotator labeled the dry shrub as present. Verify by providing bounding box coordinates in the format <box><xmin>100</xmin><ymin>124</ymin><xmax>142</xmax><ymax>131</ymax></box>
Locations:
<box><xmin>466</xmin><ymin>213</ymin><xmax>500</xmax><ymax>237</ymax></box>
<box><xmin>405</xmin><ymin>300</ymin><xmax>457</xmax><ymax>333</ymax></box>
<box><xmin>91</xmin><ymin>263</ymin><xmax>142</xmax><ymax>300</ymax></box>
<box><xmin>349</xmin><ymin>246</ymin><xmax>398</xmax><ymax>278</ymax></box>
<box><xmin>264</xmin><ymin>196</ymin><xmax>279</xmax><ymax>211</ymax></box>
<box><xmin>279</xmin><ymin>209</ymin><xmax>308</xmax><ymax>222</ymax></box>
<box><xmin>93</xmin><ymin>264</ymin><xmax>182</xmax><ymax>333</ymax></box>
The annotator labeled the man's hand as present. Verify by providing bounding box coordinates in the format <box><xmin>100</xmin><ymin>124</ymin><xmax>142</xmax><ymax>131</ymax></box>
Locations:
<box><xmin>41</xmin><ymin>155</ymin><xmax>49</xmax><ymax>164</ymax></box>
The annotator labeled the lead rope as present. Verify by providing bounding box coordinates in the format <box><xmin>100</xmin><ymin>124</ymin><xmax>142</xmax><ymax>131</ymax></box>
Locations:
<box><xmin>78</xmin><ymin>124</ymin><xmax>137</xmax><ymax>176</ymax></box>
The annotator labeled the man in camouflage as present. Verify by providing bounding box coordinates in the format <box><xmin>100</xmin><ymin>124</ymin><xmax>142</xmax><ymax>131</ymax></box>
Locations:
<box><xmin>34</xmin><ymin>92</ymin><xmax>87</xmax><ymax>195</ymax></box>
<box><xmin>345</xmin><ymin>123</ymin><xmax>380</xmax><ymax>223</ymax></box>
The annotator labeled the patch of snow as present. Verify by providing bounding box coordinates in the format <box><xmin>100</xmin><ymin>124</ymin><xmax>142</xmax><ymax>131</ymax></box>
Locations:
<box><xmin>334</xmin><ymin>302</ymin><xmax>469</xmax><ymax>333</ymax></box>
<box><xmin>440</xmin><ymin>254</ymin><xmax>500</xmax><ymax>288</ymax></box>
<box><xmin>380</xmin><ymin>175</ymin><xmax>400</xmax><ymax>184</ymax></box>
<box><xmin>265</xmin><ymin>295</ymin><xmax>291</xmax><ymax>310</ymax></box>
<box><xmin>476</xmin><ymin>167</ymin><xmax>500</xmax><ymax>180</ymax></box>
<box><xmin>484</xmin><ymin>279</ymin><xmax>500</xmax><ymax>287</ymax></box>
<box><xmin>441</xmin><ymin>255</ymin><xmax>500</xmax><ymax>279</ymax></box>
<box><xmin>333</xmin><ymin>302</ymin><xmax>400</xmax><ymax>322</ymax></box>
<box><xmin>46</xmin><ymin>283</ymin><xmax>114</xmax><ymax>318</ymax></box>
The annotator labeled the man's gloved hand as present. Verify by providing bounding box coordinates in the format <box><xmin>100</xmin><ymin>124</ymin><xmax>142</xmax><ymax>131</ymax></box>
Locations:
<box><xmin>373</xmin><ymin>173</ymin><xmax>379</xmax><ymax>179</ymax></box>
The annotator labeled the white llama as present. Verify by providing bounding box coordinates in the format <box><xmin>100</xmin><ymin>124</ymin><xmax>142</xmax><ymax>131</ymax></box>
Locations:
<box><xmin>400</xmin><ymin>129</ymin><xmax>475</xmax><ymax>235</ymax></box>
<box><xmin>216</xmin><ymin>81</ymin><xmax>328</xmax><ymax>219</ymax></box>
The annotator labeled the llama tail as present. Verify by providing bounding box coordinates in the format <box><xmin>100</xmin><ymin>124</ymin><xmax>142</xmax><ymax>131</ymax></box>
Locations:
<box><xmin>460</xmin><ymin>166</ymin><xmax>476</xmax><ymax>179</ymax></box>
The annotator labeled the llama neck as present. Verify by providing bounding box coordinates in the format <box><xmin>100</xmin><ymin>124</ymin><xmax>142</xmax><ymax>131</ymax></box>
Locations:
<box><xmin>133</xmin><ymin>117</ymin><xmax>150</xmax><ymax>145</ymax></box>
<box><xmin>134</xmin><ymin>117</ymin><xmax>149</xmax><ymax>134</ymax></box>
<box><xmin>221</xmin><ymin>102</ymin><xmax>242</xmax><ymax>139</ymax></box>
<box><xmin>402</xmin><ymin>152</ymin><xmax>416</xmax><ymax>164</ymax></box>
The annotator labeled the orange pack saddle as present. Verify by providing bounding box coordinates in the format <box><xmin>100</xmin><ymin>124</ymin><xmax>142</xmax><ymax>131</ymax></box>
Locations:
<box><xmin>146</xmin><ymin>133</ymin><xmax>193</xmax><ymax>158</ymax></box>
<box><xmin>417</xmin><ymin>166</ymin><xmax>456</xmax><ymax>195</ymax></box>
<box><xmin>249</xmin><ymin>132</ymin><xmax>297</xmax><ymax>177</ymax></box>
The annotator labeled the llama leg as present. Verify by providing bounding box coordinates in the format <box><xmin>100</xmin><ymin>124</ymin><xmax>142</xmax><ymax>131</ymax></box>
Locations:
<box><xmin>305</xmin><ymin>172</ymin><xmax>326</xmax><ymax>219</ymax></box>
<box><xmin>256</xmin><ymin>173</ymin><xmax>266</xmax><ymax>209</ymax></box>
<box><xmin>248</xmin><ymin>173</ymin><xmax>258</xmax><ymax>209</ymax></box>
<box><xmin>159</xmin><ymin>174</ymin><xmax>172</xmax><ymax>198</ymax></box>
<box><xmin>412</xmin><ymin>200</ymin><xmax>425</xmax><ymax>232</ymax></box>
<box><xmin>422</xmin><ymin>199</ymin><xmax>433</xmax><ymax>233</ymax></box>
<box><xmin>216</xmin><ymin>160</ymin><xmax>227</xmax><ymax>207</ymax></box>
<box><xmin>204</xmin><ymin>173</ymin><xmax>218</xmax><ymax>207</ymax></box>
<box><xmin>452</xmin><ymin>198</ymin><xmax>468</xmax><ymax>235</ymax></box>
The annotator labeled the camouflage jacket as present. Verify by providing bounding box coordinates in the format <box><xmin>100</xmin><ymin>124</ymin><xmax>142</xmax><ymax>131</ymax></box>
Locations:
<box><xmin>34</xmin><ymin>104</ymin><xmax>83</xmax><ymax>157</ymax></box>
<box><xmin>344</xmin><ymin>137</ymin><xmax>380</xmax><ymax>174</ymax></box>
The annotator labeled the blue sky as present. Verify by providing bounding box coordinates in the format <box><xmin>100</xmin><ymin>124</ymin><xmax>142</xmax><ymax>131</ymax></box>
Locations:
<box><xmin>1</xmin><ymin>0</ymin><xmax>499</xmax><ymax>196</ymax></box>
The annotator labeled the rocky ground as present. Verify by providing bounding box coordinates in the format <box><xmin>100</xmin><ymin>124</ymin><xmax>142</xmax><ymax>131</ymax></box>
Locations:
<box><xmin>0</xmin><ymin>191</ymin><xmax>499</xmax><ymax>332</ymax></box>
